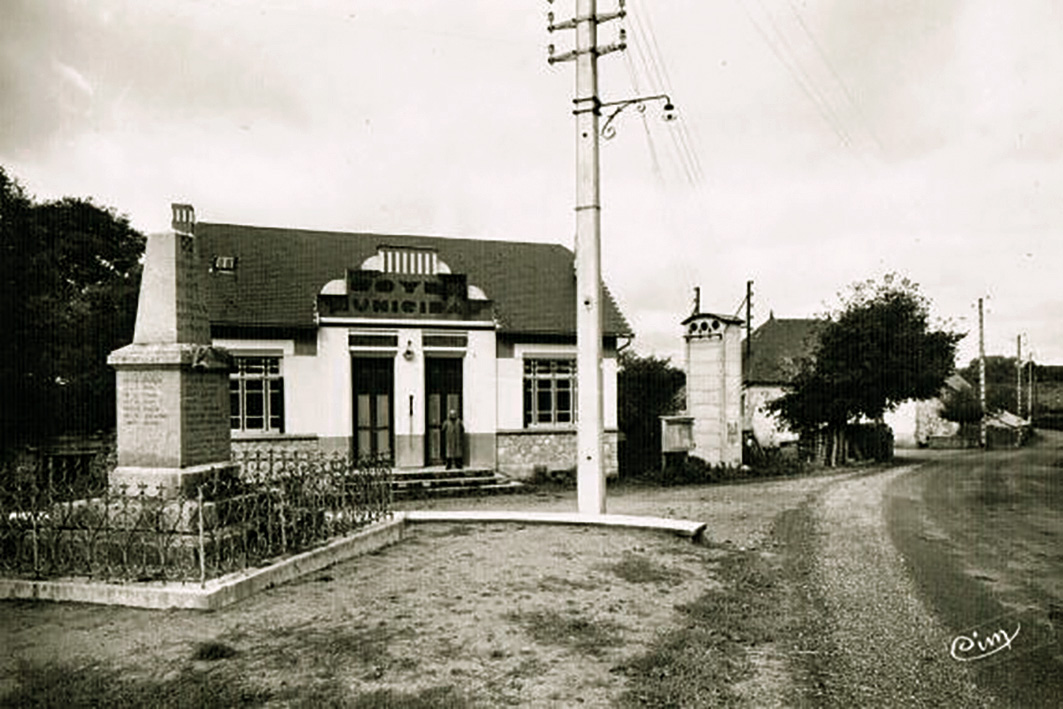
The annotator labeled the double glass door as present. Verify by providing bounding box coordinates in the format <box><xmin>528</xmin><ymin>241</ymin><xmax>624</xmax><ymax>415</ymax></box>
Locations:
<box><xmin>425</xmin><ymin>358</ymin><xmax>462</xmax><ymax>466</ymax></box>
<box><xmin>352</xmin><ymin>357</ymin><xmax>393</xmax><ymax>462</ymax></box>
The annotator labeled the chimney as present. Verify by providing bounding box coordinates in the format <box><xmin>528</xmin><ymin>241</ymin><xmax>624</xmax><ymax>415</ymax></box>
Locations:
<box><xmin>171</xmin><ymin>203</ymin><xmax>195</xmax><ymax>235</ymax></box>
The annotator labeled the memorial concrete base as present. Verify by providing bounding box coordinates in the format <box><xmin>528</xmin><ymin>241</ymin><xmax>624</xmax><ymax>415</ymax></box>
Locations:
<box><xmin>108</xmin><ymin>342</ymin><xmax>234</xmax><ymax>499</ymax></box>
<box><xmin>109</xmin><ymin>461</ymin><xmax>240</xmax><ymax>499</ymax></box>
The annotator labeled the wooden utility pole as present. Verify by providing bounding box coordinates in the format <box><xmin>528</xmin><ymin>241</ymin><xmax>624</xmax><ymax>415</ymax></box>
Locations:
<box><xmin>549</xmin><ymin>0</ymin><xmax>625</xmax><ymax>514</ymax></box>
<box><xmin>979</xmin><ymin>298</ymin><xmax>986</xmax><ymax>447</ymax></box>
<box><xmin>572</xmin><ymin>0</ymin><xmax>605</xmax><ymax>514</ymax></box>
<box><xmin>1017</xmin><ymin>335</ymin><xmax>1023</xmax><ymax>417</ymax></box>
<box><xmin>1030</xmin><ymin>362</ymin><xmax>1036</xmax><ymax>423</ymax></box>
<box><xmin>745</xmin><ymin>280</ymin><xmax>753</xmax><ymax>364</ymax></box>
<box><xmin>549</xmin><ymin>0</ymin><xmax>673</xmax><ymax>512</ymax></box>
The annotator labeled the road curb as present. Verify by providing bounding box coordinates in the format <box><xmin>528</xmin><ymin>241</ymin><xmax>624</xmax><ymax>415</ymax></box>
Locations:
<box><xmin>405</xmin><ymin>509</ymin><xmax>707</xmax><ymax>540</ymax></box>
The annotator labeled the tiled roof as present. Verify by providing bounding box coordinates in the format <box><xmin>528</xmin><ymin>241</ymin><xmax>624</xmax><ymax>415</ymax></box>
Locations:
<box><xmin>743</xmin><ymin>317</ymin><xmax>824</xmax><ymax>384</ymax></box>
<box><xmin>196</xmin><ymin>222</ymin><xmax>632</xmax><ymax>337</ymax></box>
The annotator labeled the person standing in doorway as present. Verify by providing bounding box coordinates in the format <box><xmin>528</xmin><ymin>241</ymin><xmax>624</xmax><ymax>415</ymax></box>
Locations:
<box><xmin>441</xmin><ymin>409</ymin><xmax>464</xmax><ymax>469</ymax></box>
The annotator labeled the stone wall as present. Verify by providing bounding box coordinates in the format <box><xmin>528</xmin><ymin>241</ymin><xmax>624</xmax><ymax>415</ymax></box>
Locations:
<box><xmin>231</xmin><ymin>435</ymin><xmax>323</xmax><ymax>455</ymax></box>
<box><xmin>497</xmin><ymin>430</ymin><xmax>619</xmax><ymax>481</ymax></box>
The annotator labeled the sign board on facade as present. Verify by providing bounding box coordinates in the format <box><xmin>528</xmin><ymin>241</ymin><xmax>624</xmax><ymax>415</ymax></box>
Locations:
<box><xmin>318</xmin><ymin>270</ymin><xmax>493</xmax><ymax>322</ymax></box>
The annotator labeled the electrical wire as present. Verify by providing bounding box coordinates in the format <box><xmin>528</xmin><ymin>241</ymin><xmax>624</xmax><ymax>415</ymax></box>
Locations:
<box><xmin>786</xmin><ymin>0</ymin><xmax>885</xmax><ymax>153</ymax></box>
<box><xmin>735</xmin><ymin>0</ymin><xmax>855</xmax><ymax>149</ymax></box>
<box><xmin>626</xmin><ymin>4</ymin><xmax>703</xmax><ymax>184</ymax></box>
<box><xmin>625</xmin><ymin>17</ymin><xmax>697</xmax><ymax>184</ymax></box>
<box><xmin>623</xmin><ymin>50</ymin><xmax>665</xmax><ymax>182</ymax></box>
<box><xmin>637</xmin><ymin>2</ymin><xmax>705</xmax><ymax>180</ymax></box>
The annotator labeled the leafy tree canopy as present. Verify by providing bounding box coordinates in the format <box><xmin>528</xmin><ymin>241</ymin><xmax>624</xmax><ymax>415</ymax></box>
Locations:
<box><xmin>1</xmin><ymin>166</ymin><xmax>145</xmax><ymax>448</ymax></box>
<box><xmin>955</xmin><ymin>355</ymin><xmax>1030</xmax><ymax>416</ymax></box>
<box><xmin>769</xmin><ymin>273</ymin><xmax>964</xmax><ymax>433</ymax></box>
<box><xmin>939</xmin><ymin>385</ymin><xmax>983</xmax><ymax>424</ymax></box>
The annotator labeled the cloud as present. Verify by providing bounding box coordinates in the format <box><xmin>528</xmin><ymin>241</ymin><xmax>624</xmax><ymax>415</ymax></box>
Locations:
<box><xmin>0</xmin><ymin>0</ymin><xmax>303</xmax><ymax>157</ymax></box>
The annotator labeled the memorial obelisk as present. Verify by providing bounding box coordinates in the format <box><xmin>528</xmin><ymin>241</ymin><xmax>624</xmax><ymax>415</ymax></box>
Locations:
<box><xmin>107</xmin><ymin>204</ymin><xmax>236</xmax><ymax>497</ymax></box>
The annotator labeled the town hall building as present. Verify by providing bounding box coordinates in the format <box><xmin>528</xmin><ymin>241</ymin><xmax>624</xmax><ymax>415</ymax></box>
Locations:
<box><xmin>179</xmin><ymin>205</ymin><xmax>631</xmax><ymax>479</ymax></box>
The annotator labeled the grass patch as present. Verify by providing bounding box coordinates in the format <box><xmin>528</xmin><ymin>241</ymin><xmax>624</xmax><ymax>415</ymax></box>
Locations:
<box><xmin>350</xmin><ymin>685</ymin><xmax>469</xmax><ymax>709</ymax></box>
<box><xmin>616</xmin><ymin>506</ymin><xmax>829</xmax><ymax>708</ymax></box>
<box><xmin>507</xmin><ymin>609</ymin><xmax>623</xmax><ymax>656</ymax></box>
<box><xmin>192</xmin><ymin>640</ymin><xmax>238</xmax><ymax>661</ymax></box>
<box><xmin>534</xmin><ymin>574</ymin><xmax>603</xmax><ymax>592</ymax></box>
<box><xmin>616</xmin><ymin>627</ymin><xmax>747</xmax><ymax>707</ymax></box>
<box><xmin>241</xmin><ymin>621</ymin><xmax>418</xmax><ymax>682</ymax></box>
<box><xmin>606</xmin><ymin>552</ymin><xmax>685</xmax><ymax>585</ymax></box>
<box><xmin>432</xmin><ymin>524</ymin><xmax>477</xmax><ymax>537</ymax></box>
<box><xmin>1</xmin><ymin>660</ymin><xmax>270</xmax><ymax>708</ymax></box>
<box><xmin>2</xmin><ymin>659</ymin><xmax>465</xmax><ymax>709</ymax></box>
<box><xmin>675</xmin><ymin>552</ymin><xmax>780</xmax><ymax>645</ymax></box>
<box><xmin>264</xmin><ymin>622</ymin><xmax>400</xmax><ymax>666</ymax></box>
<box><xmin>614</xmin><ymin>551</ymin><xmax>778</xmax><ymax>707</ymax></box>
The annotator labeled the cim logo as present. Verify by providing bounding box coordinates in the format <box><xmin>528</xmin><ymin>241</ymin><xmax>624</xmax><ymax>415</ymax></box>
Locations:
<box><xmin>950</xmin><ymin>624</ymin><xmax>1021</xmax><ymax>662</ymax></box>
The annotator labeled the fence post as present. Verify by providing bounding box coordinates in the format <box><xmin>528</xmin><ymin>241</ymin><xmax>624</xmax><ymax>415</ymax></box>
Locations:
<box><xmin>198</xmin><ymin>486</ymin><xmax>205</xmax><ymax>588</ymax></box>
<box><xmin>31</xmin><ymin>513</ymin><xmax>40</xmax><ymax>579</ymax></box>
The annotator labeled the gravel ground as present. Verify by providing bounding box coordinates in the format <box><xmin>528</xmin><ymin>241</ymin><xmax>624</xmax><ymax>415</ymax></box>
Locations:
<box><xmin>811</xmin><ymin>465</ymin><xmax>995</xmax><ymax>707</ymax></box>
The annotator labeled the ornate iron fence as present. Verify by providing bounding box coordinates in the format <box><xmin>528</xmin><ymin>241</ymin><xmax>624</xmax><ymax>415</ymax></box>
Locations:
<box><xmin>0</xmin><ymin>447</ymin><xmax>393</xmax><ymax>584</ymax></box>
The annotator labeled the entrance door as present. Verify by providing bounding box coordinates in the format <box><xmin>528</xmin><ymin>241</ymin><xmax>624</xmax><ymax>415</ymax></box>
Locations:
<box><xmin>352</xmin><ymin>357</ymin><xmax>393</xmax><ymax>462</ymax></box>
<box><xmin>426</xmin><ymin>358</ymin><xmax>463</xmax><ymax>466</ymax></box>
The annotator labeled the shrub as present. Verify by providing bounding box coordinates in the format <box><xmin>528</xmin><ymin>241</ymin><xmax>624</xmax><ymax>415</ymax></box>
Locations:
<box><xmin>530</xmin><ymin>465</ymin><xmax>576</xmax><ymax>487</ymax></box>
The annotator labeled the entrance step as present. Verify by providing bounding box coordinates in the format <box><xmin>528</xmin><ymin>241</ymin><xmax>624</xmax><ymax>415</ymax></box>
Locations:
<box><xmin>391</xmin><ymin>467</ymin><xmax>525</xmax><ymax>499</ymax></box>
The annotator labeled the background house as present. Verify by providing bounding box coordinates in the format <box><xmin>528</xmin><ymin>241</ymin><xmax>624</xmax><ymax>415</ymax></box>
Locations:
<box><xmin>884</xmin><ymin>373</ymin><xmax>972</xmax><ymax>447</ymax></box>
<box><xmin>741</xmin><ymin>315</ymin><xmax>824</xmax><ymax>447</ymax></box>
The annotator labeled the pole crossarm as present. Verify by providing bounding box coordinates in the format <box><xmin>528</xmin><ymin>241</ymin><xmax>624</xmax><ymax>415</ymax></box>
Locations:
<box><xmin>549</xmin><ymin>41</ymin><xmax>627</xmax><ymax>65</ymax></box>
<box><xmin>599</xmin><ymin>93</ymin><xmax>674</xmax><ymax>139</ymax></box>
<box><xmin>546</xmin><ymin>0</ymin><xmax>627</xmax><ymax>65</ymax></box>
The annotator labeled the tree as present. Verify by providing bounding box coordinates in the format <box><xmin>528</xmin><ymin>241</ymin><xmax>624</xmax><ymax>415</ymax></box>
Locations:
<box><xmin>617</xmin><ymin>350</ymin><xmax>685</xmax><ymax>476</ymax></box>
<box><xmin>939</xmin><ymin>385</ymin><xmax>983</xmax><ymax>425</ymax></box>
<box><xmin>956</xmin><ymin>356</ymin><xmax>1022</xmax><ymax>416</ymax></box>
<box><xmin>768</xmin><ymin>274</ymin><xmax>963</xmax><ymax>465</ymax></box>
<box><xmin>0</xmin><ymin>167</ymin><xmax>145</xmax><ymax>450</ymax></box>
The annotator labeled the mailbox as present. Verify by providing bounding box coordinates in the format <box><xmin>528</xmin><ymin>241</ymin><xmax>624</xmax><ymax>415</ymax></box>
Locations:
<box><xmin>660</xmin><ymin>415</ymin><xmax>694</xmax><ymax>472</ymax></box>
<box><xmin>661</xmin><ymin>415</ymin><xmax>694</xmax><ymax>452</ymax></box>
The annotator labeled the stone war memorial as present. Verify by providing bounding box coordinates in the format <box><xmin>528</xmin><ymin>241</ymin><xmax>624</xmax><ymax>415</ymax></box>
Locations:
<box><xmin>107</xmin><ymin>204</ymin><xmax>238</xmax><ymax>496</ymax></box>
<box><xmin>0</xmin><ymin>204</ymin><xmax>393</xmax><ymax>601</ymax></box>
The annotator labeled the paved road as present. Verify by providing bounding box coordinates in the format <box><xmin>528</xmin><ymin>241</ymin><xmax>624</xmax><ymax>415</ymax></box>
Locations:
<box><xmin>798</xmin><ymin>436</ymin><xmax>1063</xmax><ymax>707</ymax></box>
<box><xmin>885</xmin><ymin>437</ymin><xmax>1063</xmax><ymax>708</ymax></box>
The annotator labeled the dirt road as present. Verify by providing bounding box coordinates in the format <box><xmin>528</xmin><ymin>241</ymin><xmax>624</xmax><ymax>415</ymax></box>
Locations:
<box><xmin>802</xmin><ymin>464</ymin><xmax>989</xmax><ymax>706</ymax></box>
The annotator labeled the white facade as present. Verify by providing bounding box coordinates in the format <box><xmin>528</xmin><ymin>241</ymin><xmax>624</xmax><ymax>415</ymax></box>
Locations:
<box><xmin>200</xmin><ymin>218</ymin><xmax>627</xmax><ymax>478</ymax></box>
<box><xmin>743</xmin><ymin>385</ymin><xmax>799</xmax><ymax>447</ymax></box>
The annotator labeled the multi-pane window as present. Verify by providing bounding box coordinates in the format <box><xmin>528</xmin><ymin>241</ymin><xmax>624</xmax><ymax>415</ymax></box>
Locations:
<box><xmin>230</xmin><ymin>356</ymin><xmax>284</xmax><ymax>432</ymax></box>
<box><xmin>523</xmin><ymin>359</ymin><xmax>576</xmax><ymax>426</ymax></box>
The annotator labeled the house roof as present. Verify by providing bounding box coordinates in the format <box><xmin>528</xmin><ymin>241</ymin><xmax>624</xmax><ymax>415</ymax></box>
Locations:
<box><xmin>944</xmin><ymin>373</ymin><xmax>973</xmax><ymax>393</ymax></box>
<box><xmin>743</xmin><ymin>316</ymin><xmax>825</xmax><ymax>384</ymax></box>
<box><xmin>195</xmin><ymin>222</ymin><xmax>632</xmax><ymax>337</ymax></box>
<box><xmin>681</xmin><ymin>311</ymin><xmax>745</xmax><ymax>327</ymax></box>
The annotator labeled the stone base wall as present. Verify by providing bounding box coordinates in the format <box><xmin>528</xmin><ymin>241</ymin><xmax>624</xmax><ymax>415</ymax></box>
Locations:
<box><xmin>231</xmin><ymin>432</ymin><xmax>620</xmax><ymax>480</ymax></box>
<box><xmin>231</xmin><ymin>435</ymin><xmax>324</xmax><ymax>455</ymax></box>
<box><xmin>497</xmin><ymin>430</ymin><xmax>619</xmax><ymax>481</ymax></box>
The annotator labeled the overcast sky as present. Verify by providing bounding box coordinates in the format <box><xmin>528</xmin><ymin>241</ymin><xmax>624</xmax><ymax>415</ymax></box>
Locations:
<box><xmin>3</xmin><ymin>0</ymin><xmax>1060</xmax><ymax>367</ymax></box>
